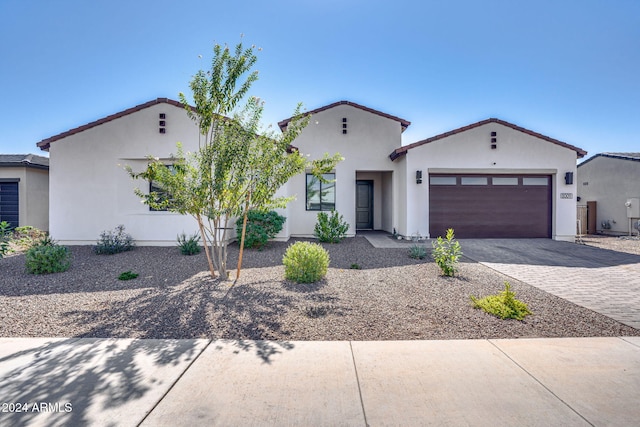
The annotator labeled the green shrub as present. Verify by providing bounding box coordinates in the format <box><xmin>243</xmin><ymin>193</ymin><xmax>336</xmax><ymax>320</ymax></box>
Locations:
<box><xmin>432</xmin><ymin>228</ymin><xmax>462</xmax><ymax>276</ymax></box>
<box><xmin>0</xmin><ymin>221</ymin><xmax>12</xmax><ymax>259</ymax></box>
<box><xmin>25</xmin><ymin>240</ymin><xmax>71</xmax><ymax>274</ymax></box>
<box><xmin>118</xmin><ymin>271</ymin><xmax>139</xmax><ymax>281</ymax></box>
<box><xmin>350</xmin><ymin>263</ymin><xmax>361</xmax><ymax>270</ymax></box>
<box><xmin>94</xmin><ymin>225</ymin><xmax>135</xmax><ymax>255</ymax></box>
<box><xmin>471</xmin><ymin>282</ymin><xmax>532</xmax><ymax>320</ymax></box>
<box><xmin>409</xmin><ymin>245</ymin><xmax>427</xmax><ymax>260</ymax></box>
<box><xmin>235</xmin><ymin>210</ymin><xmax>286</xmax><ymax>249</ymax></box>
<box><xmin>177</xmin><ymin>232</ymin><xmax>201</xmax><ymax>255</ymax></box>
<box><xmin>314</xmin><ymin>211</ymin><xmax>349</xmax><ymax>243</ymax></box>
<box><xmin>283</xmin><ymin>241</ymin><xmax>330</xmax><ymax>283</ymax></box>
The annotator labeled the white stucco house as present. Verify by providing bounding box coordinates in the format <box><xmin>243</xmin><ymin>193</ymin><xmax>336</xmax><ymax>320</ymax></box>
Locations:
<box><xmin>36</xmin><ymin>98</ymin><xmax>586</xmax><ymax>244</ymax></box>
<box><xmin>0</xmin><ymin>154</ymin><xmax>49</xmax><ymax>231</ymax></box>
<box><xmin>577</xmin><ymin>153</ymin><xmax>640</xmax><ymax>235</ymax></box>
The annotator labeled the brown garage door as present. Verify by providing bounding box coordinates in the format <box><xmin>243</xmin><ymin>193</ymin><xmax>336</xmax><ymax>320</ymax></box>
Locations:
<box><xmin>429</xmin><ymin>174</ymin><xmax>551</xmax><ymax>238</ymax></box>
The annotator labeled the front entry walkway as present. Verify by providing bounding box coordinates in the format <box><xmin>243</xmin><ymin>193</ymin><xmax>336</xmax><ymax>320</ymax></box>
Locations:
<box><xmin>461</xmin><ymin>239</ymin><xmax>640</xmax><ymax>330</ymax></box>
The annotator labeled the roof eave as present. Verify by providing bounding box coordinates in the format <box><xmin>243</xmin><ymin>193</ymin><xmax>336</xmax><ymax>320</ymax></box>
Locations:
<box><xmin>390</xmin><ymin>118</ymin><xmax>587</xmax><ymax>161</ymax></box>
<box><xmin>36</xmin><ymin>98</ymin><xmax>188</xmax><ymax>151</ymax></box>
<box><xmin>278</xmin><ymin>100</ymin><xmax>411</xmax><ymax>133</ymax></box>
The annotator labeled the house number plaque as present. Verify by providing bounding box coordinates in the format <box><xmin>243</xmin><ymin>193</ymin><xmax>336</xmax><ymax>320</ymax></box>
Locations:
<box><xmin>560</xmin><ymin>193</ymin><xmax>573</xmax><ymax>199</ymax></box>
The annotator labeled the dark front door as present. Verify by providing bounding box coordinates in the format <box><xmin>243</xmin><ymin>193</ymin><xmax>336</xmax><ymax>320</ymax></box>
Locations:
<box><xmin>0</xmin><ymin>182</ymin><xmax>19</xmax><ymax>228</ymax></box>
<box><xmin>356</xmin><ymin>180</ymin><xmax>373</xmax><ymax>229</ymax></box>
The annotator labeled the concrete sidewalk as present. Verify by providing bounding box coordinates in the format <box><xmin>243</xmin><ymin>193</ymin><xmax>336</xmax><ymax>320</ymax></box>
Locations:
<box><xmin>1</xmin><ymin>337</ymin><xmax>639</xmax><ymax>426</ymax></box>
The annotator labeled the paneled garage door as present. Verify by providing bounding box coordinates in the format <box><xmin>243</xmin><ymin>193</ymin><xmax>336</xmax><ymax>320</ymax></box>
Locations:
<box><xmin>0</xmin><ymin>182</ymin><xmax>19</xmax><ymax>228</ymax></box>
<box><xmin>429</xmin><ymin>174</ymin><xmax>551</xmax><ymax>238</ymax></box>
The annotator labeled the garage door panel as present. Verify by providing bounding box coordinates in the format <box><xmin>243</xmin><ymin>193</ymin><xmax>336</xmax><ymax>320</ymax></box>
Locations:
<box><xmin>429</xmin><ymin>174</ymin><xmax>550</xmax><ymax>238</ymax></box>
<box><xmin>0</xmin><ymin>182</ymin><xmax>19</xmax><ymax>228</ymax></box>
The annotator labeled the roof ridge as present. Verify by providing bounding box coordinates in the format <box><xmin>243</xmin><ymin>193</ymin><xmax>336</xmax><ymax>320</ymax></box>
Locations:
<box><xmin>389</xmin><ymin>118</ymin><xmax>587</xmax><ymax>160</ymax></box>
<box><xmin>277</xmin><ymin>100</ymin><xmax>411</xmax><ymax>132</ymax></box>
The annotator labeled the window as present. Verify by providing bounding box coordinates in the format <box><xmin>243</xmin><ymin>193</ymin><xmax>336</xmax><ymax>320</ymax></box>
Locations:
<box><xmin>306</xmin><ymin>173</ymin><xmax>335</xmax><ymax>211</ymax></box>
<box><xmin>492</xmin><ymin>177</ymin><xmax>518</xmax><ymax>186</ymax></box>
<box><xmin>149</xmin><ymin>164</ymin><xmax>175</xmax><ymax>211</ymax></box>
<box><xmin>429</xmin><ymin>176</ymin><xmax>456</xmax><ymax>185</ymax></box>
<box><xmin>461</xmin><ymin>177</ymin><xmax>488</xmax><ymax>185</ymax></box>
<box><xmin>523</xmin><ymin>177</ymin><xmax>549</xmax><ymax>186</ymax></box>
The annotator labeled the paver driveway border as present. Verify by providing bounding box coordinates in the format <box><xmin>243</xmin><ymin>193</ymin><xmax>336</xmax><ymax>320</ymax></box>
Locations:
<box><xmin>460</xmin><ymin>239</ymin><xmax>640</xmax><ymax>330</ymax></box>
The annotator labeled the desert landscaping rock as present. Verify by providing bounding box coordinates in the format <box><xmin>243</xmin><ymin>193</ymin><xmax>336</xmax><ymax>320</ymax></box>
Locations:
<box><xmin>0</xmin><ymin>237</ymin><xmax>638</xmax><ymax>340</ymax></box>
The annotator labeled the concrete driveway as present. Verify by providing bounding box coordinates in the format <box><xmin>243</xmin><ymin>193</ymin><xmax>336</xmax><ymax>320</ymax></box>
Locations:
<box><xmin>461</xmin><ymin>239</ymin><xmax>640</xmax><ymax>329</ymax></box>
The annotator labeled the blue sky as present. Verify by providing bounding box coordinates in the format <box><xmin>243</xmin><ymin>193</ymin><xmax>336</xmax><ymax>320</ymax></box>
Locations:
<box><xmin>1</xmin><ymin>0</ymin><xmax>638</xmax><ymax>162</ymax></box>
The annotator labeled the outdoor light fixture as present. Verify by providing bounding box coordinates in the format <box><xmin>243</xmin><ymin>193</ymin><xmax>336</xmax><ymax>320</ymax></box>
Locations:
<box><xmin>416</xmin><ymin>170</ymin><xmax>423</xmax><ymax>184</ymax></box>
<box><xmin>565</xmin><ymin>172</ymin><xmax>574</xmax><ymax>185</ymax></box>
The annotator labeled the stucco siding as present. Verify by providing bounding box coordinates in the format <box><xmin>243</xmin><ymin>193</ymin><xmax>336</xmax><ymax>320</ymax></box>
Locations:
<box><xmin>401</xmin><ymin>122</ymin><xmax>578</xmax><ymax>241</ymax></box>
<box><xmin>49</xmin><ymin>102</ymin><xmax>203</xmax><ymax>245</ymax></box>
<box><xmin>286</xmin><ymin>104</ymin><xmax>402</xmax><ymax>237</ymax></box>
<box><xmin>577</xmin><ymin>156</ymin><xmax>640</xmax><ymax>234</ymax></box>
<box><xmin>24</xmin><ymin>168</ymin><xmax>49</xmax><ymax>231</ymax></box>
<box><xmin>0</xmin><ymin>166</ymin><xmax>49</xmax><ymax>231</ymax></box>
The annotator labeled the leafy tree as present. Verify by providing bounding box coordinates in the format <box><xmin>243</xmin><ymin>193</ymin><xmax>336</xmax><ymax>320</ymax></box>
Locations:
<box><xmin>128</xmin><ymin>39</ymin><xmax>341</xmax><ymax>281</ymax></box>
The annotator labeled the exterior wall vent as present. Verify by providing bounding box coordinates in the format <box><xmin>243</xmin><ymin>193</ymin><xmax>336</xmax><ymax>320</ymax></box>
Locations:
<box><xmin>159</xmin><ymin>113</ymin><xmax>166</xmax><ymax>134</ymax></box>
<box><xmin>342</xmin><ymin>117</ymin><xmax>347</xmax><ymax>134</ymax></box>
<box><xmin>490</xmin><ymin>131</ymin><xmax>497</xmax><ymax>149</ymax></box>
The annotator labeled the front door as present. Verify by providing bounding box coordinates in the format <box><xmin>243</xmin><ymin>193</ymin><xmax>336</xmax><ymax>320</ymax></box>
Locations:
<box><xmin>356</xmin><ymin>180</ymin><xmax>373</xmax><ymax>229</ymax></box>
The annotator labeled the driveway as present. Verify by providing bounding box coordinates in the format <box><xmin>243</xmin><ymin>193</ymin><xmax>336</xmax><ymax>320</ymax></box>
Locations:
<box><xmin>461</xmin><ymin>239</ymin><xmax>640</xmax><ymax>329</ymax></box>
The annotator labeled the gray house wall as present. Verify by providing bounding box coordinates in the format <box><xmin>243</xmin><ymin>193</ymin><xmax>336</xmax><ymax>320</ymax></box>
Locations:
<box><xmin>577</xmin><ymin>154</ymin><xmax>640</xmax><ymax>235</ymax></box>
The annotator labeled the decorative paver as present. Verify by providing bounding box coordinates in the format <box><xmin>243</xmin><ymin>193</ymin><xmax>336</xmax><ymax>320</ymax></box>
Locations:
<box><xmin>461</xmin><ymin>239</ymin><xmax>640</xmax><ymax>329</ymax></box>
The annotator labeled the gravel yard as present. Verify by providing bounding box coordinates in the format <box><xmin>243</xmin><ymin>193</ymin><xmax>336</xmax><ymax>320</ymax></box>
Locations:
<box><xmin>1</xmin><ymin>236</ymin><xmax>638</xmax><ymax>340</ymax></box>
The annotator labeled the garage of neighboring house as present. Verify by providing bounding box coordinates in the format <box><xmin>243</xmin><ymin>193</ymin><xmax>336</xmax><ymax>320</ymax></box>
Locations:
<box><xmin>428</xmin><ymin>174</ymin><xmax>551</xmax><ymax>238</ymax></box>
<box><xmin>0</xmin><ymin>154</ymin><xmax>50</xmax><ymax>230</ymax></box>
<box><xmin>0</xmin><ymin>181</ymin><xmax>19</xmax><ymax>227</ymax></box>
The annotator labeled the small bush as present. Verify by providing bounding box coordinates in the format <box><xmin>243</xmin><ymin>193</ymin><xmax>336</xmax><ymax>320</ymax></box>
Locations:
<box><xmin>118</xmin><ymin>271</ymin><xmax>139</xmax><ymax>281</ymax></box>
<box><xmin>283</xmin><ymin>241</ymin><xmax>330</xmax><ymax>283</ymax></box>
<box><xmin>177</xmin><ymin>232</ymin><xmax>201</xmax><ymax>255</ymax></box>
<box><xmin>314</xmin><ymin>211</ymin><xmax>349</xmax><ymax>243</ymax></box>
<box><xmin>25</xmin><ymin>240</ymin><xmax>71</xmax><ymax>274</ymax></box>
<box><xmin>236</xmin><ymin>210</ymin><xmax>286</xmax><ymax>249</ymax></box>
<box><xmin>432</xmin><ymin>228</ymin><xmax>462</xmax><ymax>276</ymax></box>
<box><xmin>471</xmin><ymin>282</ymin><xmax>532</xmax><ymax>320</ymax></box>
<box><xmin>94</xmin><ymin>225</ymin><xmax>135</xmax><ymax>255</ymax></box>
<box><xmin>12</xmin><ymin>226</ymin><xmax>47</xmax><ymax>250</ymax></box>
<box><xmin>409</xmin><ymin>245</ymin><xmax>427</xmax><ymax>260</ymax></box>
<box><xmin>0</xmin><ymin>221</ymin><xmax>12</xmax><ymax>259</ymax></box>
<box><xmin>350</xmin><ymin>263</ymin><xmax>361</xmax><ymax>270</ymax></box>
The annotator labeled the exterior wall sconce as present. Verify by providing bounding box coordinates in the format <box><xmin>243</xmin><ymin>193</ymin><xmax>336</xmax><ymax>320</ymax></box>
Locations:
<box><xmin>565</xmin><ymin>172</ymin><xmax>573</xmax><ymax>185</ymax></box>
<box><xmin>416</xmin><ymin>170</ymin><xmax>423</xmax><ymax>184</ymax></box>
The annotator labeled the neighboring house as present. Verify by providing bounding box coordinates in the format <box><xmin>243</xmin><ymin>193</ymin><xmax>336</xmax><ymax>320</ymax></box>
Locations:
<box><xmin>37</xmin><ymin>98</ymin><xmax>586</xmax><ymax>244</ymax></box>
<box><xmin>577</xmin><ymin>153</ymin><xmax>640</xmax><ymax>235</ymax></box>
<box><xmin>0</xmin><ymin>154</ymin><xmax>49</xmax><ymax>230</ymax></box>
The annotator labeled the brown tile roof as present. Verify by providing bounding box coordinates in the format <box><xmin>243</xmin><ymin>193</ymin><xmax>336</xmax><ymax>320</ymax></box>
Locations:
<box><xmin>0</xmin><ymin>154</ymin><xmax>49</xmax><ymax>169</ymax></box>
<box><xmin>37</xmin><ymin>98</ymin><xmax>187</xmax><ymax>151</ymax></box>
<box><xmin>389</xmin><ymin>118</ymin><xmax>587</xmax><ymax>161</ymax></box>
<box><xmin>277</xmin><ymin>100</ymin><xmax>411</xmax><ymax>133</ymax></box>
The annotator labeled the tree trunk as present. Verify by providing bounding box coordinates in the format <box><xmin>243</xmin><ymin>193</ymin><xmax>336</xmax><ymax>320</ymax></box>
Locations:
<box><xmin>236</xmin><ymin>199</ymin><xmax>251</xmax><ymax>281</ymax></box>
<box><xmin>196</xmin><ymin>214</ymin><xmax>216</xmax><ymax>279</ymax></box>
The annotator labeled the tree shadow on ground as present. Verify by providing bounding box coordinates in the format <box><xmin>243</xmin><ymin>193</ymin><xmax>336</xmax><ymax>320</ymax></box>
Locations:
<box><xmin>64</xmin><ymin>272</ymin><xmax>301</xmax><ymax>361</ymax></box>
<box><xmin>0</xmin><ymin>338</ymin><xmax>204</xmax><ymax>426</ymax></box>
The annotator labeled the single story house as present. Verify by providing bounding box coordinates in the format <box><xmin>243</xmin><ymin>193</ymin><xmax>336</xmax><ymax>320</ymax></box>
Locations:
<box><xmin>577</xmin><ymin>153</ymin><xmax>640</xmax><ymax>235</ymax></box>
<box><xmin>37</xmin><ymin>98</ymin><xmax>586</xmax><ymax>244</ymax></box>
<box><xmin>0</xmin><ymin>154</ymin><xmax>49</xmax><ymax>230</ymax></box>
